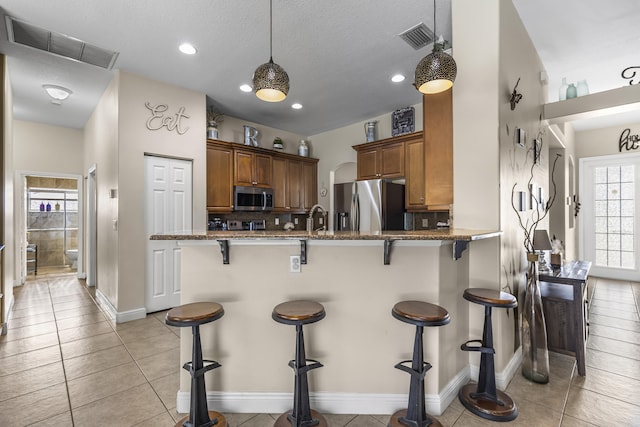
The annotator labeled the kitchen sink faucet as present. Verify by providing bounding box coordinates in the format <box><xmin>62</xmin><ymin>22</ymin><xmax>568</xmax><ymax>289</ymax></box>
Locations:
<box><xmin>307</xmin><ymin>204</ymin><xmax>327</xmax><ymax>232</ymax></box>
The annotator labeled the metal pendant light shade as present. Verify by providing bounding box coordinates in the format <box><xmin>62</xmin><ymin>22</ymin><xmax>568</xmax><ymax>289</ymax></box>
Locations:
<box><xmin>415</xmin><ymin>49</ymin><xmax>457</xmax><ymax>94</ymax></box>
<box><xmin>253</xmin><ymin>0</ymin><xmax>289</xmax><ymax>102</ymax></box>
<box><xmin>253</xmin><ymin>57</ymin><xmax>289</xmax><ymax>102</ymax></box>
<box><xmin>414</xmin><ymin>0</ymin><xmax>457</xmax><ymax>94</ymax></box>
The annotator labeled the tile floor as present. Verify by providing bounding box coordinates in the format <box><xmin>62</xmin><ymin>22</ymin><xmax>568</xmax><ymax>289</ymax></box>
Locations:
<box><xmin>1</xmin><ymin>273</ymin><xmax>639</xmax><ymax>426</ymax></box>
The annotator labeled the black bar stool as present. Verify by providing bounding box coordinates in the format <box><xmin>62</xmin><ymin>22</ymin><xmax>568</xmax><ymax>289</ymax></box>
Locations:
<box><xmin>458</xmin><ymin>288</ymin><xmax>518</xmax><ymax>422</ymax></box>
<box><xmin>166</xmin><ymin>302</ymin><xmax>227</xmax><ymax>427</ymax></box>
<box><xmin>272</xmin><ymin>300</ymin><xmax>327</xmax><ymax>427</ymax></box>
<box><xmin>389</xmin><ymin>300</ymin><xmax>450</xmax><ymax>427</ymax></box>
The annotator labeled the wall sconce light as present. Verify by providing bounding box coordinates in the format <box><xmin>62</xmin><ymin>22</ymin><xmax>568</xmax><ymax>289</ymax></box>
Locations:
<box><xmin>510</xmin><ymin>77</ymin><xmax>523</xmax><ymax>110</ymax></box>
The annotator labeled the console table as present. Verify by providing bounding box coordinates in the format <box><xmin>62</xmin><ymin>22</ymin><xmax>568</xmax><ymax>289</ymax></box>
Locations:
<box><xmin>539</xmin><ymin>260</ymin><xmax>592</xmax><ymax>376</ymax></box>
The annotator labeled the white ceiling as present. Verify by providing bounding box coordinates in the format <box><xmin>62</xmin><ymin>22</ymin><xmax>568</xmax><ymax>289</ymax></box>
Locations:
<box><xmin>0</xmin><ymin>0</ymin><xmax>639</xmax><ymax>135</ymax></box>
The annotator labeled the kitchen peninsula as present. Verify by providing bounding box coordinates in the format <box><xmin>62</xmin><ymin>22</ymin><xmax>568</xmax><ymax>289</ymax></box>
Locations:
<box><xmin>152</xmin><ymin>229</ymin><xmax>501</xmax><ymax>416</ymax></box>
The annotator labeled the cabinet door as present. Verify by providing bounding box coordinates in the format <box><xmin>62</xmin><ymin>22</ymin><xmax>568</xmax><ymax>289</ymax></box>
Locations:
<box><xmin>405</xmin><ymin>138</ymin><xmax>425</xmax><ymax>209</ymax></box>
<box><xmin>357</xmin><ymin>148</ymin><xmax>379</xmax><ymax>180</ymax></box>
<box><xmin>380</xmin><ymin>142</ymin><xmax>405</xmax><ymax>178</ymax></box>
<box><xmin>302</xmin><ymin>161</ymin><xmax>317</xmax><ymax>209</ymax></box>
<box><xmin>272</xmin><ymin>157</ymin><xmax>288</xmax><ymax>211</ymax></box>
<box><xmin>424</xmin><ymin>90</ymin><xmax>453</xmax><ymax>207</ymax></box>
<box><xmin>234</xmin><ymin>150</ymin><xmax>255</xmax><ymax>186</ymax></box>
<box><xmin>254</xmin><ymin>153</ymin><xmax>272</xmax><ymax>187</ymax></box>
<box><xmin>288</xmin><ymin>160</ymin><xmax>303</xmax><ymax>211</ymax></box>
<box><xmin>207</xmin><ymin>144</ymin><xmax>233</xmax><ymax>212</ymax></box>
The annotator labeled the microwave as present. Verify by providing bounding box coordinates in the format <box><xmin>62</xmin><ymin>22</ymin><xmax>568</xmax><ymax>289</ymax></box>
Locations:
<box><xmin>234</xmin><ymin>186</ymin><xmax>274</xmax><ymax>211</ymax></box>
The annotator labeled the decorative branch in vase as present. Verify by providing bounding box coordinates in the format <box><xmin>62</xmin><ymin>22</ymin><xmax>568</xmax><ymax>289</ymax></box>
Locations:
<box><xmin>206</xmin><ymin>107</ymin><xmax>224</xmax><ymax>139</ymax></box>
<box><xmin>511</xmin><ymin>144</ymin><xmax>561</xmax><ymax>384</ymax></box>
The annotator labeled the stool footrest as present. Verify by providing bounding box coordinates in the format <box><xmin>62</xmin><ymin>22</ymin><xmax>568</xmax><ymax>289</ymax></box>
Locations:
<box><xmin>394</xmin><ymin>360</ymin><xmax>432</xmax><ymax>379</ymax></box>
<box><xmin>183</xmin><ymin>359</ymin><xmax>222</xmax><ymax>378</ymax></box>
<box><xmin>460</xmin><ymin>340</ymin><xmax>494</xmax><ymax>354</ymax></box>
<box><xmin>288</xmin><ymin>358</ymin><xmax>323</xmax><ymax>374</ymax></box>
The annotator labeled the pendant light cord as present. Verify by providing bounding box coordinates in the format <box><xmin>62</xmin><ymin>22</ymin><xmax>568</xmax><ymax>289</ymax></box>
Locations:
<box><xmin>432</xmin><ymin>0</ymin><xmax>437</xmax><ymax>52</ymax></box>
<box><xmin>269</xmin><ymin>0</ymin><xmax>273</xmax><ymax>62</ymax></box>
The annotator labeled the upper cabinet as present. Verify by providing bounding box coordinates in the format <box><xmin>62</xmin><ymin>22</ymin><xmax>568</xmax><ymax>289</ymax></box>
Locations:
<box><xmin>422</xmin><ymin>89</ymin><xmax>453</xmax><ymax>210</ymax></box>
<box><xmin>206</xmin><ymin>141</ymin><xmax>234</xmax><ymax>212</ymax></box>
<box><xmin>272</xmin><ymin>156</ymin><xmax>318</xmax><ymax>213</ymax></box>
<box><xmin>353</xmin><ymin>139</ymin><xmax>405</xmax><ymax>180</ymax></box>
<box><xmin>234</xmin><ymin>149</ymin><xmax>272</xmax><ymax>188</ymax></box>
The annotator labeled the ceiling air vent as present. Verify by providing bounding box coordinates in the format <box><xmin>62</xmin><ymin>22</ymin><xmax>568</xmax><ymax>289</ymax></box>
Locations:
<box><xmin>6</xmin><ymin>16</ymin><xmax>119</xmax><ymax>70</ymax></box>
<box><xmin>398</xmin><ymin>22</ymin><xmax>434</xmax><ymax>50</ymax></box>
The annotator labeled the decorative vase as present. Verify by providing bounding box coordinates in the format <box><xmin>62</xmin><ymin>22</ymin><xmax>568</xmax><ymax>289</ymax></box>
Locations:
<box><xmin>298</xmin><ymin>139</ymin><xmax>309</xmax><ymax>157</ymax></box>
<box><xmin>273</xmin><ymin>137</ymin><xmax>284</xmax><ymax>150</ymax></box>
<box><xmin>566</xmin><ymin>83</ymin><xmax>577</xmax><ymax>99</ymax></box>
<box><xmin>521</xmin><ymin>253</ymin><xmax>550</xmax><ymax>384</ymax></box>
<box><xmin>207</xmin><ymin>121</ymin><xmax>218</xmax><ymax>139</ymax></box>
<box><xmin>559</xmin><ymin>77</ymin><xmax>568</xmax><ymax>101</ymax></box>
<box><xmin>577</xmin><ymin>80</ymin><xmax>589</xmax><ymax>97</ymax></box>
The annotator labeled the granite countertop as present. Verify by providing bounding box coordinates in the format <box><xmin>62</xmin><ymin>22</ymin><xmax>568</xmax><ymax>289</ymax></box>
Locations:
<box><xmin>150</xmin><ymin>229</ymin><xmax>501</xmax><ymax>241</ymax></box>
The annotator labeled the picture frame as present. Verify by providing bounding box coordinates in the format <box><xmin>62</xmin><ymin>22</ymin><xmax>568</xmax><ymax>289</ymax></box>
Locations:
<box><xmin>533</xmin><ymin>138</ymin><xmax>542</xmax><ymax>164</ymax></box>
<box><xmin>392</xmin><ymin>106</ymin><xmax>415</xmax><ymax>137</ymax></box>
<box><xmin>516</xmin><ymin>127</ymin><xmax>526</xmax><ymax>148</ymax></box>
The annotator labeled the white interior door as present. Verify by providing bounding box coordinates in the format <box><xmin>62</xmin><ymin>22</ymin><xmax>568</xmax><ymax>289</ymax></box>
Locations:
<box><xmin>145</xmin><ymin>156</ymin><xmax>192</xmax><ymax>312</ymax></box>
<box><xmin>580</xmin><ymin>153</ymin><xmax>640</xmax><ymax>281</ymax></box>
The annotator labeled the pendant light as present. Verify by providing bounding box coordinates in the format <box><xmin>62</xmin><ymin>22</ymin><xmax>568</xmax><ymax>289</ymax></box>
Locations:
<box><xmin>252</xmin><ymin>0</ymin><xmax>289</xmax><ymax>102</ymax></box>
<box><xmin>414</xmin><ymin>0</ymin><xmax>457</xmax><ymax>94</ymax></box>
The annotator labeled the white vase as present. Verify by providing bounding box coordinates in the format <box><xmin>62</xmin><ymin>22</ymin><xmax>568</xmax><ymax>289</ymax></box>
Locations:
<box><xmin>558</xmin><ymin>77</ymin><xmax>568</xmax><ymax>101</ymax></box>
<box><xmin>577</xmin><ymin>80</ymin><xmax>589</xmax><ymax>97</ymax></box>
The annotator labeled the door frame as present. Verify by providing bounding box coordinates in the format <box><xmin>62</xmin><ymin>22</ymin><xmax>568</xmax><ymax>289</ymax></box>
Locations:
<box><xmin>87</xmin><ymin>165</ymin><xmax>97</xmax><ymax>287</ymax></box>
<box><xmin>17</xmin><ymin>170</ymin><xmax>85</xmax><ymax>281</ymax></box>
<box><xmin>579</xmin><ymin>152</ymin><xmax>640</xmax><ymax>281</ymax></box>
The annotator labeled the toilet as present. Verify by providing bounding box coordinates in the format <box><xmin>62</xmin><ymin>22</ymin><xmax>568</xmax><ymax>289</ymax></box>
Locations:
<box><xmin>65</xmin><ymin>249</ymin><xmax>78</xmax><ymax>269</ymax></box>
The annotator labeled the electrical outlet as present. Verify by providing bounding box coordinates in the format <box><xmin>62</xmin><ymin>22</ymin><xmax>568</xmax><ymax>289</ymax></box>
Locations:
<box><xmin>290</xmin><ymin>255</ymin><xmax>301</xmax><ymax>273</ymax></box>
<box><xmin>294</xmin><ymin>218</ymin><xmax>299</xmax><ymax>225</ymax></box>
<box><xmin>275</xmin><ymin>218</ymin><xmax>280</xmax><ymax>225</ymax></box>
<box><xmin>422</xmin><ymin>218</ymin><xmax>429</xmax><ymax>227</ymax></box>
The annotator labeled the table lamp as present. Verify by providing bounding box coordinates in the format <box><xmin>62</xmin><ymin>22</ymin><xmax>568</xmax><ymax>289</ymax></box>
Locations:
<box><xmin>533</xmin><ymin>229</ymin><xmax>553</xmax><ymax>273</ymax></box>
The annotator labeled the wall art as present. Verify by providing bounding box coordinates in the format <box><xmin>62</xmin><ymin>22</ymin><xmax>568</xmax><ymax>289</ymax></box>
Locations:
<box><xmin>392</xmin><ymin>106</ymin><xmax>415</xmax><ymax>136</ymax></box>
<box><xmin>145</xmin><ymin>102</ymin><xmax>190</xmax><ymax>135</ymax></box>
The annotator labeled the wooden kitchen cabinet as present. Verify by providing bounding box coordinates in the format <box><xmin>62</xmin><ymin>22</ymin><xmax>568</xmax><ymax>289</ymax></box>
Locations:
<box><xmin>272</xmin><ymin>156</ymin><xmax>318</xmax><ymax>213</ymax></box>
<box><xmin>206</xmin><ymin>140</ymin><xmax>234</xmax><ymax>212</ymax></box>
<box><xmin>302</xmin><ymin>160</ymin><xmax>318</xmax><ymax>209</ymax></box>
<box><xmin>234</xmin><ymin>149</ymin><xmax>272</xmax><ymax>188</ymax></box>
<box><xmin>405</xmin><ymin>136</ymin><xmax>425</xmax><ymax>209</ymax></box>
<box><xmin>354</xmin><ymin>140</ymin><xmax>404</xmax><ymax>180</ymax></box>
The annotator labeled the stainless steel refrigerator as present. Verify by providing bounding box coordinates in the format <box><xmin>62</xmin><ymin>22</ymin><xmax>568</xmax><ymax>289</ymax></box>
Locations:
<box><xmin>334</xmin><ymin>179</ymin><xmax>405</xmax><ymax>232</ymax></box>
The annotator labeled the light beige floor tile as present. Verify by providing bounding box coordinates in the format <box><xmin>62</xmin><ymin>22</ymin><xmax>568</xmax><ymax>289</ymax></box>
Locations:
<box><xmin>588</xmin><ymin>313</ymin><xmax>640</xmax><ymax>332</ymax></box>
<box><xmin>50</xmin><ymin>293</ymin><xmax>93</xmax><ymax>305</ymax></box>
<box><xmin>343</xmin><ymin>414</ymin><xmax>386</xmax><ymax>426</ymax></box>
<box><xmin>587</xmin><ymin>334</ymin><xmax>640</xmax><ymax>359</ymax></box>
<box><xmin>0</xmin><ymin>382</ymin><xmax>69</xmax><ymax>426</ymax></box>
<box><xmin>136</xmin><ymin>348</ymin><xmax>180</xmax><ymax>381</ymax></box>
<box><xmin>53</xmin><ymin>304</ymin><xmax>103</xmax><ymax>320</ymax></box>
<box><xmin>234</xmin><ymin>413</ymin><xmax>277</xmax><ymax>427</ymax></box>
<box><xmin>5</xmin><ymin>311</ymin><xmax>56</xmax><ymax>329</ymax></box>
<box><xmin>0</xmin><ymin>332</ymin><xmax>59</xmax><ymax>358</ymax></box>
<box><xmin>437</xmin><ymin>398</ymin><xmax>465</xmax><ymax>427</ymax></box>
<box><xmin>224</xmin><ymin>413</ymin><xmax>262</xmax><ymax>426</ymax></box>
<box><xmin>68</xmin><ymin>361</ymin><xmax>147</xmax><ymax>408</ymax></box>
<box><xmin>0</xmin><ymin>361</ymin><xmax>65</xmax><ymax>402</ymax></box>
<box><xmin>150</xmin><ymin>372</ymin><xmax>179</xmax><ymax>410</ymax></box>
<box><xmin>116</xmin><ymin>318</ymin><xmax>175</xmax><ymax>344</ymax></box>
<box><xmin>53</xmin><ymin>298</ymin><xmax>96</xmax><ymax>311</ymax></box>
<box><xmin>29</xmin><ymin>410</ymin><xmax>74</xmax><ymax>426</ymax></box>
<box><xmin>506</xmin><ymin>370</ymin><xmax>571</xmax><ymax>412</ymax></box>
<box><xmin>590</xmin><ymin>299</ymin><xmax>637</xmax><ymax>312</ymax></box>
<box><xmin>123</xmin><ymin>330</ymin><xmax>180</xmax><ymax>360</ymax></box>
<box><xmin>57</xmin><ymin>320</ymin><xmax>114</xmax><ymax>344</ymax></box>
<box><xmin>572</xmin><ymin>365</ymin><xmax>640</xmax><ymax>406</ymax></box>
<box><xmin>560</xmin><ymin>414</ymin><xmax>598</xmax><ymax>426</ymax></box>
<box><xmin>564</xmin><ymin>386</ymin><xmax>640</xmax><ymax>426</ymax></box>
<box><xmin>9</xmin><ymin>304</ymin><xmax>54</xmax><ymax>320</ymax></box>
<box><xmin>589</xmin><ymin>323</ymin><xmax>640</xmax><ymax>344</ymax></box>
<box><xmin>56</xmin><ymin>311</ymin><xmax>108</xmax><ymax>330</ymax></box>
<box><xmin>0</xmin><ymin>344</ymin><xmax>61</xmax><ymax>377</ymax></box>
<box><xmin>72</xmin><ymin>383</ymin><xmax>166</xmax><ymax>427</ymax></box>
<box><xmin>60</xmin><ymin>331</ymin><xmax>122</xmax><ymax>359</ymax></box>
<box><xmin>112</xmin><ymin>315</ymin><xmax>164</xmax><ymax>331</ymax></box>
<box><xmin>589</xmin><ymin>306</ymin><xmax>639</xmax><ymax>321</ymax></box>
<box><xmin>63</xmin><ymin>344</ymin><xmax>133</xmax><ymax>380</ymax></box>
<box><xmin>586</xmin><ymin>348</ymin><xmax>640</xmax><ymax>380</ymax></box>
<box><xmin>323</xmin><ymin>413</ymin><xmax>357</xmax><ymax>425</ymax></box>
<box><xmin>12</xmin><ymin>299</ymin><xmax>52</xmax><ymax>311</ymax></box>
<box><xmin>1</xmin><ymin>320</ymin><xmax>58</xmax><ymax>342</ymax></box>
<box><xmin>133</xmin><ymin>411</ymin><xmax>176</xmax><ymax>427</ymax></box>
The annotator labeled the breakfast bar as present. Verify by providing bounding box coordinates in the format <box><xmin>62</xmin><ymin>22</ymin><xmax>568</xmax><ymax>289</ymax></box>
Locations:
<box><xmin>152</xmin><ymin>229</ymin><xmax>502</xmax><ymax>416</ymax></box>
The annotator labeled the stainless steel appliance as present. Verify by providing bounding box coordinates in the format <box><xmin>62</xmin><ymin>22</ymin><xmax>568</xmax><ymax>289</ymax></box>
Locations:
<box><xmin>233</xmin><ymin>186</ymin><xmax>273</xmax><ymax>211</ymax></box>
<box><xmin>334</xmin><ymin>179</ymin><xmax>405</xmax><ymax>232</ymax></box>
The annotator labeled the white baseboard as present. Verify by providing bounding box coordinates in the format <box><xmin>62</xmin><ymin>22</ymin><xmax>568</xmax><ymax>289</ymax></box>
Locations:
<box><xmin>77</xmin><ymin>272</ymin><xmax>87</xmax><ymax>280</ymax></box>
<box><xmin>95</xmin><ymin>289</ymin><xmax>146</xmax><ymax>324</ymax></box>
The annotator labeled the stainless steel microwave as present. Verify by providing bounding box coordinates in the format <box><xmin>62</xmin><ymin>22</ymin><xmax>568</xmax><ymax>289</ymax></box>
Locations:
<box><xmin>234</xmin><ymin>186</ymin><xmax>274</xmax><ymax>211</ymax></box>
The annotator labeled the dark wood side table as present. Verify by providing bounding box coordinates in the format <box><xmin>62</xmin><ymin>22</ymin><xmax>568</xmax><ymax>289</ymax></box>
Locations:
<box><xmin>539</xmin><ymin>260</ymin><xmax>592</xmax><ymax>376</ymax></box>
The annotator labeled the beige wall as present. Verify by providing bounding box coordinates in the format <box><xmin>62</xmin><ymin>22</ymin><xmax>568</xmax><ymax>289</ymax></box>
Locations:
<box><xmin>3</xmin><ymin>55</ymin><xmax>15</xmax><ymax>326</ymax></box>
<box><xmin>13</xmin><ymin>121</ymin><xmax>83</xmax><ymax>174</ymax></box>
<box><xmin>576</xmin><ymin>120</ymin><xmax>640</xmax><ymax>159</ymax></box>
<box><xmin>216</xmin><ymin>115</ymin><xmax>305</xmax><ymax>157</ymax></box>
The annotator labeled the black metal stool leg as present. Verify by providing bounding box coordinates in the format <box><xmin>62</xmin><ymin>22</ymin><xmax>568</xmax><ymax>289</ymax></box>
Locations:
<box><xmin>288</xmin><ymin>324</ymin><xmax>321</xmax><ymax>427</ymax></box>
<box><xmin>471</xmin><ymin>306</ymin><xmax>501</xmax><ymax>405</ymax></box>
<box><xmin>185</xmin><ymin>324</ymin><xmax>218</xmax><ymax>427</ymax></box>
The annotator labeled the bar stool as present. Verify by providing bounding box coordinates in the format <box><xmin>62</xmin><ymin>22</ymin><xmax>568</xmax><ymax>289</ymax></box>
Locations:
<box><xmin>458</xmin><ymin>288</ymin><xmax>518</xmax><ymax>422</ymax></box>
<box><xmin>272</xmin><ymin>300</ymin><xmax>327</xmax><ymax>427</ymax></box>
<box><xmin>389</xmin><ymin>300</ymin><xmax>450</xmax><ymax>427</ymax></box>
<box><xmin>166</xmin><ymin>302</ymin><xmax>227</xmax><ymax>427</ymax></box>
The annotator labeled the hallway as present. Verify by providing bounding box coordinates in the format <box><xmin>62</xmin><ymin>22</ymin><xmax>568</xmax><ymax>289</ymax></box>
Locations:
<box><xmin>0</xmin><ymin>274</ymin><xmax>639</xmax><ymax>426</ymax></box>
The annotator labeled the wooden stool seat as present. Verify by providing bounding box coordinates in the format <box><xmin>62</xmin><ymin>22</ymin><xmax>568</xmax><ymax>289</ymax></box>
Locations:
<box><xmin>272</xmin><ymin>300</ymin><xmax>326</xmax><ymax>325</ymax></box>
<box><xmin>463</xmin><ymin>288</ymin><xmax>517</xmax><ymax>308</ymax></box>
<box><xmin>273</xmin><ymin>300</ymin><xmax>327</xmax><ymax>427</ymax></box>
<box><xmin>459</xmin><ymin>288</ymin><xmax>517</xmax><ymax>422</ymax></box>
<box><xmin>392</xmin><ymin>300</ymin><xmax>451</xmax><ymax>327</ymax></box>
<box><xmin>165</xmin><ymin>302</ymin><xmax>226</xmax><ymax>427</ymax></box>
<box><xmin>389</xmin><ymin>300</ymin><xmax>449</xmax><ymax>427</ymax></box>
<box><xmin>166</xmin><ymin>302</ymin><xmax>224</xmax><ymax>327</ymax></box>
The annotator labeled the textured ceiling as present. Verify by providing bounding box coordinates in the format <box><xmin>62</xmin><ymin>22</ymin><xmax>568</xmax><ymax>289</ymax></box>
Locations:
<box><xmin>0</xmin><ymin>0</ymin><xmax>639</xmax><ymax>135</ymax></box>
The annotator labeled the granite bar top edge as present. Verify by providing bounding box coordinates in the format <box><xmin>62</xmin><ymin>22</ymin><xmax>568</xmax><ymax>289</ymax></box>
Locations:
<box><xmin>151</xmin><ymin>229</ymin><xmax>502</xmax><ymax>242</ymax></box>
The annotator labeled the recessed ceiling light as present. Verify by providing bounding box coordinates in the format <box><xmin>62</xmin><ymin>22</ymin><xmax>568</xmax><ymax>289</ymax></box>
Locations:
<box><xmin>43</xmin><ymin>84</ymin><xmax>72</xmax><ymax>101</ymax></box>
<box><xmin>178</xmin><ymin>43</ymin><xmax>197</xmax><ymax>55</ymax></box>
<box><xmin>391</xmin><ymin>74</ymin><xmax>406</xmax><ymax>83</ymax></box>
<box><xmin>239</xmin><ymin>84</ymin><xmax>253</xmax><ymax>93</ymax></box>
<box><xmin>291</xmin><ymin>103</ymin><xmax>303</xmax><ymax>110</ymax></box>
